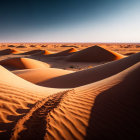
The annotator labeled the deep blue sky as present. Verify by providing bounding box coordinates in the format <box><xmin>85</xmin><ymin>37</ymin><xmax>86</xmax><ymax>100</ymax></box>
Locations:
<box><xmin>0</xmin><ymin>0</ymin><xmax>140</xmax><ymax>42</ymax></box>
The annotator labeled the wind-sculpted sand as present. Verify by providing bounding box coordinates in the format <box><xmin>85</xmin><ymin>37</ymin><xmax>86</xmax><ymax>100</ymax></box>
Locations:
<box><xmin>0</xmin><ymin>44</ymin><xmax>139</xmax><ymax>139</ymax></box>
<box><xmin>0</xmin><ymin>57</ymin><xmax>50</xmax><ymax>70</ymax></box>
<box><xmin>39</xmin><ymin>52</ymin><xmax>140</xmax><ymax>88</ymax></box>
<box><xmin>47</xmin><ymin>48</ymin><xmax>78</xmax><ymax>57</ymax></box>
<box><xmin>13</xmin><ymin>68</ymin><xmax>73</xmax><ymax>84</ymax></box>
<box><xmin>67</xmin><ymin>45</ymin><xmax>124</xmax><ymax>62</ymax></box>
<box><xmin>0</xmin><ymin>49</ymin><xmax>21</xmax><ymax>55</ymax></box>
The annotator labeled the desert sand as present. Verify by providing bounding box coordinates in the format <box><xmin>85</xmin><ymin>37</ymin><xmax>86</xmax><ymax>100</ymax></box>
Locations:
<box><xmin>0</xmin><ymin>57</ymin><xmax>50</xmax><ymax>70</ymax></box>
<box><xmin>0</xmin><ymin>43</ymin><xmax>140</xmax><ymax>140</ymax></box>
<box><xmin>67</xmin><ymin>45</ymin><xmax>125</xmax><ymax>62</ymax></box>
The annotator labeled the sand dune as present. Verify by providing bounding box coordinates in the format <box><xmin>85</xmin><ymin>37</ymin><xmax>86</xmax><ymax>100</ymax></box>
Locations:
<box><xmin>19</xmin><ymin>49</ymin><xmax>44</xmax><ymax>55</ymax></box>
<box><xmin>16</xmin><ymin>46</ymin><xmax>27</xmax><ymax>48</ymax></box>
<box><xmin>0</xmin><ymin>44</ymin><xmax>139</xmax><ymax>139</ymax></box>
<box><xmin>39</xmin><ymin>52</ymin><xmax>140</xmax><ymax>88</ymax></box>
<box><xmin>43</xmin><ymin>50</ymin><xmax>53</xmax><ymax>55</ymax></box>
<box><xmin>8</xmin><ymin>45</ymin><xmax>15</xmax><ymax>48</ymax></box>
<box><xmin>0</xmin><ymin>65</ymin><xmax>66</xmax><ymax>139</ymax></box>
<box><xmin>0</xmin><ymin>49</ymin><xmax>20</xmax><ymax>55</ymax></box>
<box><xmin>13</xmin><ymin>68</ymin><xmax>73</xmax><ymax>84</ymax></box>
<box><xmin>67</xmin><ymin>45</ymin><xmax>124</xmax><ymax>62</ymax></box>
<box><xmin>0</xmin><ymin>57</ymin><xmax>50</xmax><ymax>70</ymax></box>
<box><xmin>10</xmin><ymin>62</ymin><xmax>140</xmax><ymax>140</ymax></box>
<box><xmin>45</xmin><ymin>62</ymin><xmax>140</xmax><ymax>140</ymax></box>
<box><xmin>48</xmin><ymin>48</ymin><xmax>78</xmax><ymax>57</ymax></box>
<box><xmin>31</xmin><ymin>50</ymin><xmax>52</xmax><ymax>56</ymax></box>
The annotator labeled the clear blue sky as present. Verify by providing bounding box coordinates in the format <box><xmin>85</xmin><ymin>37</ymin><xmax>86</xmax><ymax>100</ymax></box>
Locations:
<box><xmin>0</xmin><ymin>0</ymin><xmax>140</xmax><ymax>42</ymax></box>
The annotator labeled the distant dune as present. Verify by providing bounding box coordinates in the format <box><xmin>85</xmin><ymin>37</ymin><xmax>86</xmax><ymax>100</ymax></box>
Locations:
<box><xmin>0</xmin><ymin>49</ymin><xmax>20</xmax><ymax>55</ymax></box>
<box><xmin>43</xmin><ymin>50</ymin><xmax>53</xmax><ymax>55</ymax></box>
<box><xmin>32</xmin><ymin>50</ymin><xmax>53</xmax><ymax>56</ymax></box>
<box><xmin>40</xmin><ymin>52</ymin><xmax>140</xmax><ymax>88</ymax></box>
<box><xmin>0</xmin><ymin>57</ymin><xmax>50</xmax><ymax>69</ymax></box>
<box><xmin>47</xmin><ymin>48</ymin><xmax>78</xmax><ymax>57</ymax></box>
<box><xmin>16</xmin><ymin>45</ymin><xmax>27</xmax><ymax>48</ymax></box>
<box><xmin>19</xmin><ymin>49</ymin><xmax>43</xmax><ymax>55</ymax></box>
<box><xmin>67</xmin><ymin>45</ymin><xmax>124</xmax><ymax>62</ymax></box>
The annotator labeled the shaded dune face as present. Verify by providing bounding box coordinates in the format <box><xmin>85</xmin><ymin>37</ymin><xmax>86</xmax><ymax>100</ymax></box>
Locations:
<box><xmin>67</xmin><ymin>45</ymin><xmax>124</xmax><ymax>62</ymax></box>
<box><xmin>0</xmin><ymin>49</ymin><xmax>20</xmax><ymax>55</ymax></box>
<box><xmin>31</xmin><ymin>50</ymin><xmax>52</xmax><ymax>56</ymax></box>
<box><xmin>39</xmin><ymin>52</ymin><xmax>140</xmax><ymax>88</ymax></box>
<box><xmin>85</xmin><ymin>62</ymin><xmax>140</xmax><ymax>140</ymax></box>
<box><xmin>16</xmin><ymin>46</ymin><xmax>27</xmax><ymax>48</ymax></box>
<box><xmin>42</xmin><ymin>63</ymin><xmax>140</xmax><ymax>140</ymax></box>
<box><xmin>0</xmin><ymin>57</ymin><xmax>50</xmax><ymax>69</ymax></box>
<box><xmin>47</xmin><ymin>48</ymin><xmax>78</xmax><ymax>57</ymax></box>
<box><xmin>19</xmin><ymin>49</ymin><xmax>44</xmax><ymax>55</ymax></box>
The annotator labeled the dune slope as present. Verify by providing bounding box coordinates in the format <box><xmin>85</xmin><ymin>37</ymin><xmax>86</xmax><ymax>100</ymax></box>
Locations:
<box><xmin>48</xmin><ymin>48</ymin><xmax>78</xmax><ymax>57</ymax></box>
<box><xmin>0</xmin><ymin>49</ymin><xmax>20</xmax><ymax>55</ymax></box>
<box><xmin>19</xmin><ymin>49</ymin><xmax>44</xmax><ymax>55</ymax></box>
<box><xmin>12</xmin><ymin>68</ymin><xmax>73</xmax><ymax>84</ymax></box>
<box><xmin>39</xmin><ymin>52</ymin><xmax>140</xmax><ymax>88</ymax></box>
<box><xmin>0</xmin><ymin>65</ymin><xmax>65</xmax><ymax>139</ymax></box>
<box><xmin>67</xmin><ymin>45</ymin><xmax>124</xmax><ymax>62</ymax></box>
<box><xmin>10</xmin><ymin>62</ymin><xmax>140</xmax><ymax>140</ymax></box>
<box><xmin>0</xmin><ymin>57</ymin><xmax>50</xmax><ymax>70</ymax></box>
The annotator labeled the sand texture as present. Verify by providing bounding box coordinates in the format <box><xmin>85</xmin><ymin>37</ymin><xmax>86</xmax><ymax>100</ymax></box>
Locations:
<box><xmin>0</xmin><ymin>43</ymin><xmax>139</xmax><ymax>139</ymax></box>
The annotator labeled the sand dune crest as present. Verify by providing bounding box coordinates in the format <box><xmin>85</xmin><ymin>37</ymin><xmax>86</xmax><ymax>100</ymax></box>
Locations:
<box><xmin>0</xmin><ymin>65</ymin><xmax>65</xmax><ymax>139</ymax></box>
<box><xmin>67</xmin><ymin>45</ymin><xmax>124</xmax><ymax>62</ymax></box>
<box><xmin>48</xmin><ymin>47</ymin><xmax>78</xmax><ymax>57</ymax></box>
<box><xmin>44</xmin><ymin>62</ymin><xmax>140</xmax><ymax>140</ymax></box>
<box><xmin>39</xmin><ymin>52</ymin><xmax>140</xmax><ymax>88</ymax></box>
<box><xmin>0</xmin><ymin>49</ymin><xmax>20</xmax><ymax>55</ymax></box>
<box><xmin>0</xmin><ymin>57</ymin><xmax>50</xmax><ymax>70</ymax></box>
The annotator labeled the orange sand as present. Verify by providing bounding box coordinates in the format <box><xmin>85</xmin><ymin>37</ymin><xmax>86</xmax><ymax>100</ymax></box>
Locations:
<box><xmin>0</xmin><ymin>57</ymin><xmax>50</xmax><ymax>69</ymax></box>
<box><xmin>13</xmin><ymin>68</ymin><xmax>73</xmax><ymax>84</ymax></box>
<box><xmin>67</xmin><ymin>45</ymin><xmax>124</xmax><ymax>62</ymax></box>
<box><xmin>39</xmin><ymin>52</ymin><xmax>140</xmax><ymax>88</ymax></box>
<box><xmin>0</xmin><ymin>49</ymin><xmax>20</xmax><ymax>55</ymax></box>
<box><xmin>47</xmin><ymin>47</ymin><xmax>78</xmax><ymax>57</ymax></box>
<box><xmin>0</xmin><ymin>44</ymin><xmax>139</xmax><ymax>139</ymax></box>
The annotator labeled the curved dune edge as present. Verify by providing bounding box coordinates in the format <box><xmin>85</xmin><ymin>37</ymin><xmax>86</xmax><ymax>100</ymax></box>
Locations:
<box><xmin>39</xmin><ymin>52</ymin><xmax>140</xmax><ymax>88</ymax></box>
<box><xmin>43</xmin><ymin>50</ymin><xmax>53</xmax><ymax>55</ymax></box>
<box><xmin>66</xmin><ymin>45</ymin><xmax>125</xmax><ymax>62</ymax></box>
<box><xmin>0</xmin><ymin>57</ymin><xmax>50</xmax><ymax>69</ymax></box>
<box><xmin>12</xmin><ymin>68</ymin><xmax>73</xmax><ymax>84</ymax></box>
<box><xmin>0</xmin><ymin>49</ymin><xmax>21</xmax><ymax>55</ymax></box>
<box><xmin>19</xmin><ymin>49</ymin><xmax>44</xmax><ymax>55</ymax></box>
<box><xmin>0</xmin><ymin>65</ymin><xmax>66</xmax><ymax>138</ymax></box>
<box><xmin>10</xmin><ymin>62</ymin><xmax>140</xmax><ymax>140</ymax></box>
<box><xmin>47</xmin><ymin>47</ymin><xmax>78</xmax><ymax>57</ymax></box>
<box><xmin>16</xmin><ymin>46</ymin><xmax>27</xmax><ymax>48</ymax></box>
<box><xmin>31</xmin><ymin>50</ymin><xmax>53</xmax><ymax>56</ymax></box>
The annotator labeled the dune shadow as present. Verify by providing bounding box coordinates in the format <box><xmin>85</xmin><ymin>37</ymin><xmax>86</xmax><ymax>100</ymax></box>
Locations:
<box><xmin>0</xmin><ymin>103</ymin><xmax>34</xmax><ymax>140</ymax></box>
<box><xmin>85</xmin><ymin>73</ymin><xmax>140</xmax><ymax>140</ymax></box>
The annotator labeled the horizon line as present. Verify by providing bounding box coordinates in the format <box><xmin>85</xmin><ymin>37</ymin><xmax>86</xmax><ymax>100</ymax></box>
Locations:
<box><xmin>0</xmin><ymin>42</ymin><xmax>140</xmax><ymax>44</ymax></box>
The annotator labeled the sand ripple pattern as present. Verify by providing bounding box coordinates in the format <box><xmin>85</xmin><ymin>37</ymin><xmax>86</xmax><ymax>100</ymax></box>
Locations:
<box><xmin>11</xmin><ymin>90</ymin><xmax>69</xmax><ymax>140</ymax></box>
<box><xmin>45</xmin><ymin>82</ymin><xmax>118</xmax><ymax>140</ymax></box>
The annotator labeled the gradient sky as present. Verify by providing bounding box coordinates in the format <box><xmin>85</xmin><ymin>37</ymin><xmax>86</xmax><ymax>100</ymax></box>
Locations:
<box><xmin>0</xmin><ymin>0</ymin><xmax>140</xmax><ymax>42</ymax></box>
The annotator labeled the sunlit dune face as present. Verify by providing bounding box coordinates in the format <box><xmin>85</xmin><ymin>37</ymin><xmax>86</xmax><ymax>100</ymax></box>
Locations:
<box><xmin>43</xmin><ymin>50</ymin><xmax>52</xmax><ymax>55</ymax></box>
<box><xmin>68</xmin><ymin>48</ymin><xmax>78</xmax><ymax>53</ymax></box>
